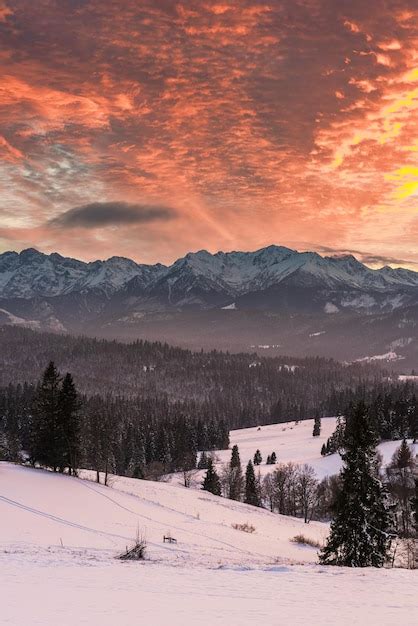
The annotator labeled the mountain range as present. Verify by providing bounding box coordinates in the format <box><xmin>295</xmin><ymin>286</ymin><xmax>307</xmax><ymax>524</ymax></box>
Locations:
<box><xmin>0</xmin><ymin>246</ymin><xmax>417</xmax><ymax>369</ymax></box>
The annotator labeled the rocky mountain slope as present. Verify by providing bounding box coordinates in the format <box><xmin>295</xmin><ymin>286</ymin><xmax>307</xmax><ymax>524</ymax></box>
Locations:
<box><xmin>0</xmin><ymin>246</ymin><xmax>417</xmax><ymax>368</ymax></box>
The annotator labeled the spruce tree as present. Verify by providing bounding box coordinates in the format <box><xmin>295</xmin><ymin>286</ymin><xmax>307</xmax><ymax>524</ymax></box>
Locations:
<box><xmin>59</xmin><ymin>373</ymin><xmax>81</xmax><ymax>475</ymax></box>
<box><xmin>411</xmin><ymin>479</ymin><xmax>418</xmax><ymax>536</ymax></box>
<box><xmin>198</xmin><ymin>451</ymin><xmax>209</xmax><ymax>470</ymax></box>
<box><xmin>202</xmin><ymin>458</ymin><xmax>221</xmax><ymax>496</ymax></box>
<box><xmin>313</xmin><ymin>414</ymin><xmax>321</xmax><ymax>437</ymax></box>
<box><xmin>387</xmin><ymin>439</ymin><xmax>415</xmax><ymax>536</ymax></box>
<box><xmin>230</xmin><ymin>444</ymin><xmax>240</xmax><ymax>468</ymax></box>
<box><xmin>319</xmin><ymin>401</ymin><xmax>392</xmax><ymax>567</ymax></box>
<box><xmin>393</xmin><ymin>438</ymin><xmax>413</xmax><ymax>469</ymax></box>
<box><xmin>266</xmin><ymin>454</ymin><xmax>271</xmax><ymax>465</ymax></box>
<box><xmin>228</xmin><ymin>445</ymin><xmax>243</xmax><ymax>501</ymax></box>
<box><xmin>31</xmin><ymin>362</ymin><xmax>64</xmax><ymax>471</ymax></box>
<box><xmin>253</xmin><ymin>449</ymin><xmax>262</xmax><ymax>466</ymax></box>
<box><xmin>409</xmin><ymin>397</ymin><xmax>418</xmax><ymax>443</ymax></box>
<box><xmin>245</xmin><ymin>460</ymin><xmax>261</xmax><ymax>506</ymax></box>
<box><xmin>270</xmin><ymin>451</ymin><xmax>277</xmax><ymax>464</ymax></box>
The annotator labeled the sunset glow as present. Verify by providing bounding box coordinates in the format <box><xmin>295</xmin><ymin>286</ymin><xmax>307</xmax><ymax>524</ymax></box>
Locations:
<box><xmin>0</xmin><ymin>0</ymin><xmax>417</xmax><ymax>267</ymax></box>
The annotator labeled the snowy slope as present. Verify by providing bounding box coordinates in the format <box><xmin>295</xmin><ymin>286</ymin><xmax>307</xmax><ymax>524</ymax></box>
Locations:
<box><xmin>0</xmin><ymin>248</ymin><xmax>163</xmax><ymax>298</ymax></box>
<box><xmin>0</xmin><ymin>308</ymin><xmax>41</xmax><ymax>329</ymax></box>
<box><xmin>220</xmin><ymin>417</ymin><xmax>418</xmax><ymax>480</ymax></box>
<box><xmin>0</xmin><ymin>462</ymin><xmax>328</xmax><ymax>568</ymax></box>
<box><xmin>1</xmin><ymin>248</ymin><xmax>417</xmax><ymax>363</ymax></box>
<box><xmin>2</xmin><ymin>462</ymin><xmax>418</xmax><ymax>626</ymax></box>
<box><xmin>1</xmin><ymin>245</ymin><xmax>417</xmax><ymax>300</ymax></box>
<box><xmin>168</xmin><ymin>418</ymin><xmax>418</xmax><ymax>486</ymax></box>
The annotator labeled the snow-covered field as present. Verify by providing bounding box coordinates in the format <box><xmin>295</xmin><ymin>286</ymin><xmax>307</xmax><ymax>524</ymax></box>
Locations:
<box><xmin>1</xmin><ymin>462</ymin><xmax>327</xmax><ymax>568</ymax></box>
<box><xmin>217</xmin><ymin>417</ymin><xmax>340</xmax><ymax>480</ymax></box>
<box><xmin>2</xmin><ymin>419</ymin><xmax>418</xmax><ymax>625</ymax></box>
<box><xmin>170</xmin><ymin>417</ymin><xmax>417</xmax><ymax>485</ymax></box>
<box><xmin>3</xmin><ymin>555</ymin><xmax>418</xmax><ymax>626</ymax></box>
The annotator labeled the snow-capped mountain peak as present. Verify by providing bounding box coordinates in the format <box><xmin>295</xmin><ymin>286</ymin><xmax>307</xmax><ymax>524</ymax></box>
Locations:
<box><xmin>0</xmin><ymin>246</ymin><xmax>416</xmax><ymax>308</ymax></box>
<box><xmin>0</xmin><ymin>248</ymin><xmax>162</xmax><ymax>298</ymax></box>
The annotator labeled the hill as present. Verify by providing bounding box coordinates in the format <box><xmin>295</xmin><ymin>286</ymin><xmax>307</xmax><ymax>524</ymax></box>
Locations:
<box><xmin>0</xmin><ymin>326</ymin><xmax>388</xmax><ymax>431</ymax></box>
<box><xmin>0</xmin><ymin>462</ymin><xmax>327</xmax><ymax>567</ymax></box>
<box><xmin>1</xmin><ymin>462</ymin><xmax>417</xmax><ymax>626</ymax></box>
<box><xmin>213</xmin><ymin>418</ymin><xmax>418</xmax><ymax>481</ymax></box>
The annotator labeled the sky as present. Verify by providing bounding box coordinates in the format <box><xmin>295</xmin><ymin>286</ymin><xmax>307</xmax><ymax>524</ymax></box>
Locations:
<box><xmin>0</xmin><ymin>0</ymin><xmax>418</xmax><ymax>268</ymax></box>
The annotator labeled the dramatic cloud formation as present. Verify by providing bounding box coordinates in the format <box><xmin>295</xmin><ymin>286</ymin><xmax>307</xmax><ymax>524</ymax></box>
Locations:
<box><xmin>49</xmin><ymin>202</ymin><xmax>175</xmax><ymax>228</ymax></box>
<box><xmin>313</xmin><ymin>245</ymin><xmax>417</xmax><ymax>268</ymax></box>
<box><xmin>0</xmin><ymin>0</ymin><xmax>417</xmax><ymax>266</ymax></box>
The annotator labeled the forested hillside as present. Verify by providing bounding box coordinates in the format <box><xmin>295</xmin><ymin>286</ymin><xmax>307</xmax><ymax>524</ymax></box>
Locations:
<box><xmin>0</xmin><ymin>326</ymin><xmax>389</xmax><ymax>428</ymax></box>
<box><xmin>1</xmin><ymin>327</ymin><xmax>417</xmax><ymax>494</ymax></box>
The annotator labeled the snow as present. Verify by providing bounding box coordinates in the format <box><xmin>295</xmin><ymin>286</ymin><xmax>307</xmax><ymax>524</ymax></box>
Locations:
<box><xmin>341</xmin><ymin>294</ymin><xmax>376</xmax><ymax>309</ymax></box>
<box><xmin>188</xmin><ymin>418</ymin><xmax>418</xmax><ymax>483</ymax></box>
<box><xmin>0</xmin><ymin>308</ymin><xmax>41</xmax><ymax>329</ymax></box>
<box><xmin>356</xmin><ymin>351</ymin><xmax>406</xmax><ymax>363</ymax></box>
<box><xmin>390</xmin><ymin>337</ymin><xmax>414</xmax><ymax>349</ymax></box>
<box><xmin>3</xmin><ymin>557</ymin><xmax>418</xmax><ymax>626</ymax></box>
<box><xmin>324</xmin><ymin>302</ymin><xmax>339</xmax><ymax>313</ymax></box>
<box><xmin>0</xmin><ymin>249</ymin><xmax>162</xmax><ymax>298</ymax></box>
<box><xmin>215</xmin><ymin>418</ymin><xmax>340</xmax><ymax>480</ymax></box>
<box><xmin>2</xmin><ymin>461</ymin><xmax>418</xmax><ymax>625</ymax></box>
<box><xmin>1</xmin><ymin>245</ymin><xmax>417</xmax><ymax>300</ymax></box>
<box><xmin>0</xmin><ymin>462</ymin><xmax>327</xmax><ymax>568</ymax></box>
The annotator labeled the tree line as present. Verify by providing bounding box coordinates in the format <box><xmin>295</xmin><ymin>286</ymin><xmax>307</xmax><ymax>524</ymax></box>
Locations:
<box><xmin>201</xmin><ymin>445</ymin><xmax>336</xmax><ymax>524</ymax></box>
<box><xmin>0</xmin><ymin>326</ymin><xmax>389</xmax><ymax>430</ymax></box>
<box><xmin>0</xmin><ymin>363</ymin><xmax>229</xmax><ymax>483</ymax></box>
<box><xmin>322</xmin><ymin>386</ymin><xmax>418</xmax><ymax>456</ymax></box>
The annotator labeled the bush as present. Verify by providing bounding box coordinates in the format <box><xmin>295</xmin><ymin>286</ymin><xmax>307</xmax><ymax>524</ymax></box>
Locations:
<box><xmin>231</xmin><ymin>522</ymin><xmax>255</xmax><ymax>533</ymax></box>
<box><xmin>291</xmin><ymin>534</ymin><xmax>321</xmax><ymax>549</ymax></box>
<box><xmin>118</xmin><ymin>533</ymin><xmax>147</xmax><ymax>560</ymax></box>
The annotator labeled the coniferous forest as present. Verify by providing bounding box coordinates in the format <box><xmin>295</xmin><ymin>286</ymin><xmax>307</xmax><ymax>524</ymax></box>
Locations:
<box><xmin>0</xmin><ymin>326</ymin><xmax>416</xmax><ymax>489</ymax></box>
<box><xmin>0</xmin><ymin>326</ymin><xmax>392</xmax><ymax>426</ymax></box>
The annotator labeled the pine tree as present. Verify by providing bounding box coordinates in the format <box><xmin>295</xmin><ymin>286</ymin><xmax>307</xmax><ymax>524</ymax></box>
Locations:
<box><xmin>409</xmin><ymin>397</ymin><xmax>418</xmax><ymax>443</ymax></box>
<box><xmin>393</xmin><ymin>438</ymin><xmax>414</xmax><ymax>470</ymax></box>
<box><xmin>411</xmin><ymin>479</ymin><xmax>418</xmax><ymax>536</ymax></box>
<box><xmin>198</xmin><ymin>451</ymin><xmax>209</xmax><ymax>470</ymax></box>
<box><xmin>230</xmin><ymin>444</ymin><xmax>240</xmax><ymax>468</ymax></box>
<box><xmin>59</xmin><ymin>373</ymin><xmax>81</xmax><ymax>475</ymax></box>
<box><xmin>253</xmin><ymin>449</ymin><xmax>262</xmax><ymax>466</ymax></box>
<box><xmin>31</xmin><ymin>362</ymin><xmax>64</xmax><ymax>471</ymax></box>
<box><xmin>131</xmin><ymin>439</ymin><xmax>146</xmax><ymax>479</ymax></box>
<box><xmin>321</xmin><ymin>443</ymin><xmax>327</xmax><ymax>456</ymax></box>
<box><xmin>245</xmin><ymin>460</ymin><xmax>261</xmax><ymax>506</ymax></box>
<box><xmin>386</xmin><ymin>439</ymin><xmax>415</xmax><ymax>537</ymax></box>
<box><xmin>319</xmin><ymin>402</ymin><xmax>392</xmax><ymax>567</ymax></box>
<box><xmin>228</xmin><ymin>445</ymin><xmax>243</xmax><ymax>501</ymax></box>
<box><xmin>270</xmin><ymin>451</ymin><xmax>277</xmax><ymax>464</ymax></box>
<box><xmin>313</xmin><ymin>414</ymin><xmax>321</xmax><ymax>437</ymax></box>
<box><xmin>160</xmin><ymin>428</ymin><xmax>172</xmax><ymax>471</ymax></box>
<box><xmin>202</xmin><ymin>458</ymin><xmax>221</xmax><ymax>496</ymax></box>
<box><xmin>266</xmin><ymin>454</ymin><xmax>271</xmax><ymax>465</ymax></box>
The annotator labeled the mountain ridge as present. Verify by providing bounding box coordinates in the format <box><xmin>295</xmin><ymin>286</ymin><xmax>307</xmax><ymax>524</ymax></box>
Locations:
<box><xmin>0</xmin><ymin>245</ymin><xmax>416</xmax><ymax>368</ymax></box>
<box><xmin>1</xmin><ymin>245</ymin><xmax>417</xmax><ymax>301</ymax></box>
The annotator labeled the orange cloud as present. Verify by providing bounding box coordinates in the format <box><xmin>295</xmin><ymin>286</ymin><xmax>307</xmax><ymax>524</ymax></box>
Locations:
<box><xmin>0</xmin><ymin>0</ymin><xmax>417</xmax><ymax>268</ymax></box>
<box><xmin>0</xmin><ymin>1</ymin><xmax>12</xmax><ymax>22</ymax></box>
